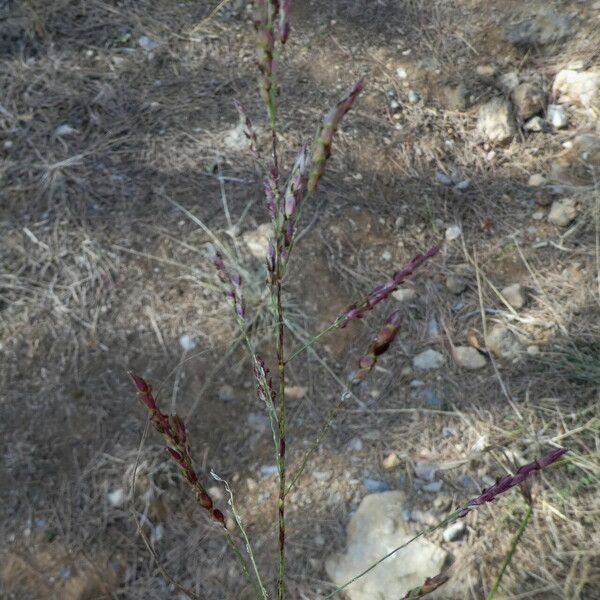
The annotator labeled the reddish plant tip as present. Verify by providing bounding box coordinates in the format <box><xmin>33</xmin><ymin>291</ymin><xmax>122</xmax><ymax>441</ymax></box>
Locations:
<box><xmin>212</xmin><ymin>508</ymin><xmax>225</xmax><ymax>525</ymax></box>
<box><xmin>166</xmin><ymin>447</ymin><xmax>183</xmax><ymax>463</ymax></box>
<box><xmin>129</xmin><ymin>372</ymin><xmax>150</xmax><ymax>394</ymax></box>
<box><xmin>198</xmin><ymin>491</ymin><xmax>213</xmax><ymax>510</ymax></box>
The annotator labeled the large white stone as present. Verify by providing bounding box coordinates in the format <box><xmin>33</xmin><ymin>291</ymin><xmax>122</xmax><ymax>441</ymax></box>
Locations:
<box><xmin>325</xmin><ymin>491</ymin><xmax>447</xmax><ymax>600</ymax></box>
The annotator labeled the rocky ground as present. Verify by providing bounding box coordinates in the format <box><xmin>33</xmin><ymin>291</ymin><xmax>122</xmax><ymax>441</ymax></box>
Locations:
<box><xmin>1</xmin><ymin>1</ymin><xmax>600</xmax><ymax>599</ymax></box>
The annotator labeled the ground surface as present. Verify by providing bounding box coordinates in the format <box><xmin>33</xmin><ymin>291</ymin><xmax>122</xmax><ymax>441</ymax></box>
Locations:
<box><xmin>1</xmin><ymin>1</ymin><xmax>599</xmax><ymax>599</ymax></box>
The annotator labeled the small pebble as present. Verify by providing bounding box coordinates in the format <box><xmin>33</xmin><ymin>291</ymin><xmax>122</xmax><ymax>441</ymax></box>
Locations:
<box><xmin>528</xmin><ymin>174</ymin><xmax>546</xmax><ymax>187</ymax></box>
<box><xmin>445</xmin><ymin>225</ymin><xmax>462</xmax><ymax>241</ymax></box>
<box><xmin>501</xmin><ymin>283</ymin><xmax>525</xmax><ymax>309</ymax></box>
<box><xmin>218</xmin><ymin>384</ymin><xmax>234</xmax><ymax>402</ymax></box>
<box><xmin>414</xmin><ymin>462</ymin><xmax>437</xmax><ymax>482</ymax></box>
<box><xmin>363</xmin><ymin>478</ymin><xmax>390</xmax><ymax>493</ymax></box>
<box><xmin>443</xmin><ymin>521</ymin><xmax>466</xmax><ymax>542</ymax></box>
<box><xmin>392</xmin><ymin>287</ymin><xmax>416</xmax><ymax>303</ymax></box>
<box><xmin>382</xmin><ymin>452</ymin><xmax>401</xmax><ymax>470</ymax></box>
<box><xmin>435</xmin><ymin>171</ymin><xmax>453</xmax><ymax>186</ymax></box>
<box><xmin>546</xmin><ymin>104</ymin><xmax>568</xmax><ymax>129</ymax></box>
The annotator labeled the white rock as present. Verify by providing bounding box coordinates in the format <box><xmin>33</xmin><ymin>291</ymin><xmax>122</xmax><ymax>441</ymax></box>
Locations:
<box><xmin>486</xmin><ymin>324</ymin><xmax>522</xmax><ymax>361</ymax></box>
<box><xmin>413</xmin><ymin>349</ymin><xmax>445</xmax><ymax>370</ymax></box>
<box><xmin>179</xmin><ymin>334</ymin><xmax>196</xmax><ymax>351</ymax></box>
<box><xmin>218</xmin><ymin>384</ymin><xmax>234</xmax><ymax>402</ymax></box>
<box><xmin>477</xmin><ymin>98</ymin><xmax>517</xmax><ymax>143</ymax></box>
<box><xmin>107</xmin><ymin>488</ymin><xmax>125</xmax><ymax>508</ymax></box>
<box><xmin>396</xmin><ymin>67</ymin><xmax>408</xmax><ymax>80</ymax></box>
<box><xmin>476</xmin><ymin>64</ymin><xmax>496</xmax><ymax>77</ymax></box>
<box><xmin>445</xmin><ymin>224</ymin><xmax>462</xmax><ymax>241</ymax></box>
<box><xmin>325</xmin><ymin>492</ymin><xmax>447</xmax><ymax>600</ymax></box>
<box><xmin>528</xmin><ymin>174</ymin><xmax>546</xmax><ymax>187</ymax></box>
<box><xmin>501</xmin><ymin>283</ymin><xmax>525</xmax><ymax>309</ymax></box>
<box><xmin>392</xmin><ymin>286</ymin><xmax>416</xmax><ymax>303</ymax></box>
<box><xmin>499</xmin><ymin>71</ymin><xmax>519</xmax><ymax>92</ymax></box>
<box><xmin>408</xmin><ymin>90</ymin><xmax>420</xmax><ymax>104</ymax></box>
<box><xmin>527</xmin><ymin>345</ymin><xmax>540</xmax><ymax>355</ymax></box>
<box><xmin>552</xmin><ymin>69</ymin><xmax>599</xmax><ymax>109</ymax></box>
<box><xmin>383</xmin><ymin>452</ymin><xmax>401</xmax><ymax>470</ymax></box>
<box><xmin>546</xmin><ymin>104</ymin><xmax>568</xmax><ymax>129</ymax></box>
<box><xmin>524</xmin><ymin>116</ymin><xmax>545</xmax><ymax>132</ymax></box>
<box><xmin>55</xmin><ymin>124</ymin><xmax>78</xmax><ymax>136</ymax></box>
<box><xmin>512</xmin><ymin>82</ymin><xmax>546</xmax><ymax>120</ymax></box>
<box><xmin>548</xmin><ymin>198</ymin><xmax>577</xmax><ymax>227</ymax></box>
<box><xmin>138</xmin><ymin>35</ymin><xmax>160</xmax><ymax>51</ymax></box>
<box><xmin>443</xmin><ymin>521</ymin><xmax>466</xmax><ymax>542</ymax></box>
<box><xmin>452</xmin><ymin>346</ymin><xmax>487</xmax><ymax>370</ymax></box>
<box><xmin>446</xmin><ymin>274</ymin><xmax>467</xmax><ymax>295</ymax></box>
<box><xmin>242</xmin><ymin>223</ymin><xmax>272</xmax><ymax>258</ymax></box>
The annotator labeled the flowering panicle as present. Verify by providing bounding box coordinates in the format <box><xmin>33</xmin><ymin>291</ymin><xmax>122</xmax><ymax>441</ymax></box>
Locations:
<box><xmin>340</xmin><ymin>242</ymin><xmax>441</xmax><ymax>326</ymax></box>
<box><xmin>454</xmin><ymin>447</ymin><xmax>569</xmax><ymax>521</ymax></box>
<box><xmin>278</xmin><ymin>0</ymin><xmax>291</xmax><ymax>43</ymax></box>
<box><xmin>253</xmin><ymin>355</ymin><xmax>277</xmax><ymax>409</ymax></box>
<box><xmin>263</xmin><ymin>172</ymin><xmax>278</xmax><ymax>219</ymax></box>
<box><xmin>208</xmin><ymin>244</ymin><xmax>246</xmax><ymax>322</ymax></box>
<box><xmin>129</xmin><ymin>373</ymin><xmax>226</xmax><ymax>525</ymax></box>
<box><xmin>234</xmin><ymin>100</ymin><xmax>259</xmax><ymax>159</ymax></box>
<box><xmin>307</xmin><ymin>78</ymin><xmax>366</xmax><ymax>194</ymax></box>
<box><xmin>254</xmin><ymin>0</ymin><xmax>280</xmax><ymax>117</ymax></box>
<box><xmin>280</xmin><ymin>144</ymin><xmax>308</xmax><ymax>246</ymax></box>
<box><xmin>351</xmin><ymin>311</ymin><xmax>402</xmax><ymax>384</ymax></box>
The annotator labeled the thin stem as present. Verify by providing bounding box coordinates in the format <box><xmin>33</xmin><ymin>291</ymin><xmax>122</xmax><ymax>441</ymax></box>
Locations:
<box><xmin>276</xmin><ymin>279</ymin><xmax>286</xmax><ymax>600</ymax></box>
<box><xmin>285</xmin><ymin>319</ymin><xmax>342</xmax><ymax>364</ymax></box>
<box><xmin>287</xmin><ymin>390</ymin><xmax>351</xmax><ymax>495</ymax></box>
<box><xmin>485</xmin><ymin>502</ymin><xmax>533</xmax><ymax>600</ymax></box>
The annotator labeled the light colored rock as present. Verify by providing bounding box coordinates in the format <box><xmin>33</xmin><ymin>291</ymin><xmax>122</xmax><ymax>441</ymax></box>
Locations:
<box><xmin>286</xmin><ymin>385</ymin><xmax>307</xmax><ymax>399</ymax></box>
<box><xmin>348</xmin><ymin>437</ymin><xmax>363</xmax><ymax>452</ymax></box>
<box><xmin>392</xmin><ymin>287</ymin><xmax>416</xmax><ymax>303</ymax></box>
<box><xmin>224</xmin><ymin>121</ymin><xmax>253</xmax><ymax>150</ymax></box>
<box><xmin>486</xmin><ymin>324</ymin><xmax>522</xmax><ymax>361</ymax></box>
<box><xmin>413</xmin><ymin>349</ymin><xmax>445</xmax><ymax>370</ymax></box>
<box><xmin>435</xmin><ymin>171</ymin><xmax>453</xmax><ymax>186</ymax></box>
<box><xmin>107</xmin><ymin>488</ymin><xmax>125</xmax><ymax>508</ymax></box>
<box><xmin>512</xmin><ymin>82</ymin><xmax>546</xmax><ymax>120</ymax></box>
<box><xmin>138</xmin><ymin>35</ymin><xmax>160</xmax><ymax>51</ymax></box>
<box><xmin>477</xmin><ymin>98</ymin><xmax>517</xmax><ymax>143</ymax></box>
<box><xmin>476</xmin><ymin>64</ymin><xmax>496</xmax><ymax>77</ymax></box>
<box><xmin>527</xmin><ymin>345</ymin><xmax>540</xmax><ymax>355</ymax></box>
<box><xmin>218</xmin><ymin>384</ymin><xmax>234</xmax><ymax>402</ymax></box>
<box><xmin>499</xmin><ymin>71</ymin><xmax>519</xmax><ymax>93</ymax></box>
<box><xmin>548</xmin><ymin>198</ymin><xmax>577</xmax><ymax>227</ymax></box>
<box><xmin>55</xmin><ymin>124</ymin><xmax>78</xmax><ymax>137</ymax></box>
<box><xmin>414</xmin><ymin>463</ymin><xmax>437</xmax><ymax>482</ymax></box>
<box><xmin>506</xmin><ymin>10</ymin><xmax>571</xmax><ymax>47</ymax></box>
<box><xmin>552</xmin><ymin>69</ymin><xmax>600</xmax><ymax>109</ymax></box>
<box><xmin>446</xmin><ymin>274</ymin><xmax>467</xmax><ymax>294</ymax></box>
<box><xmin>445</xmin><ymin>224</ymin><xmax>462</xmax><ymax>241</ymax></box>
<box><xmin>179</xmin><ymin>334</ymin><xmax>196</xmax><ymax>351</ymax></box>
<box><xmin>524</xmin><ymin>116</ymin><xmax>545</xmax><ymax>132</ymax></box>
<box><xmin>440</xmin><ymin>83</ymin><xmax>468</xmax><ymax>111</ymax></box>
<box><xmin>546</xmin><ymin>104</ymin><xmax>568</xmax><ymax>129</ymax></box>
<box><xmin>528</xmin><ymin>174</ymin><xmax>546</xmax><ymax>187</ymax></box>
<box><xmin>408</xmin><ymin>90</ymin><xmax>420</xmax><ymax>104</ymax></box>
<box><xmin>326</xmin><ymin>491</ymin><xmax>447</xmax><ymax>600</ymax></box>
<box><xmin>452</xmin><ymin>346</ymin><xmax>487</xmax><ymax>370</ymax></box>
<box><xmin>501</xmin><ymin>283</ymin><xmax>526</xmax><ymax>309</ymax></box>
<box><xmin>551</xmin><ymin>134</ymin><xmax>600</xmax><ymax>185</ymax></box>
<box><xmin>242</xmin><ymin>223</ymin><xmax>271</xmax><ymax>258</ymax></box>
<box><xmin>383</xmin><ymin>452</ymin><xmax>401</xmax><ymax>470</ymax></box>
<box><xmin>443</xmin><ymin>521</ymin><xmax>466</xmax><ymax>542</ymax></box>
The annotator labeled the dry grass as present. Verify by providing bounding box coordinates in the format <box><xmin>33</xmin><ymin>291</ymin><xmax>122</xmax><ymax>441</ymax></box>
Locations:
<box><xmin>1</xmin><ymin>0</ymin><xmax>600</xmax><ymax>598</ymax></box>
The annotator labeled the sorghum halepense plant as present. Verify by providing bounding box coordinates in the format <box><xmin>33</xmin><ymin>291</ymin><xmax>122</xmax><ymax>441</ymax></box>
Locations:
<box><xmin>129</xmin><ymin>2</ymin><xmax>569</xmax><ymax>598</ymax></box>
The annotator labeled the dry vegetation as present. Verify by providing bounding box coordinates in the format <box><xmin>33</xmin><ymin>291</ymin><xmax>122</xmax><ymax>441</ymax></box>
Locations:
<box><xmin>1</xmin><ymin>0</ymin><xmax>599</xmax><ymax>599</ymax></box>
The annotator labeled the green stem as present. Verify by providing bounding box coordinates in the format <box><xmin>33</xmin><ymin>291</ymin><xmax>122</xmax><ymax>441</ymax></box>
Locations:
<box><xmin>276</xmin><ymin>277</ymin><xmax>286</xmax><ymax>600</ymax></box>
<box><xmin>285</xmin><ymin>319</ymin><xmax>342</xmax><ymax>364</ymax></box>
<box><xmin>485</xmin><ymin>503</ymin><xmax>533</xmax><ymax>600</ymax></box>
<box><xmin>287</xmin><ymin>390</ymin><xmax>351</xmax><ymax>495</ymax></box>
